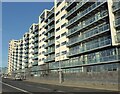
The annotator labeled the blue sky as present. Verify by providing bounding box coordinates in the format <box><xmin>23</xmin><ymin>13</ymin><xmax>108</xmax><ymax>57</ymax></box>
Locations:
<box><xmin>2</xmin><ymin>2</ymin><xmax>54</xmax><ymax>67</ymax></box>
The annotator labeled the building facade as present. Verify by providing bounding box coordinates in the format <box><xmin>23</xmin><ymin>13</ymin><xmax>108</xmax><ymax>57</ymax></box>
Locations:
<box><xmin>8</xmin><ymin>0</ymin><xmax>120</xmax><ymax>77</ymax></box>
<box><xmin>8</xmin><ymin>40</ymin><xmax>18</xmax><ymax>75</ymax></box>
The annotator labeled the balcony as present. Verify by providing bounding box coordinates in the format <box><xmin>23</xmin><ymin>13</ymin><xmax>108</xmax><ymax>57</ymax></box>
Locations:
<box><xmin>67</xmin><ymin>24</ymin><xmax>110</xmax><ymax>47</ymax></box>
<box><xmin>34</xmin><ymin>43</ymin><xmax>38</xmax><ymax>48</ymax></box>
<box><xmin>67</xmin><ymin>10</ymin><xmax>108</xmax><ymax>37</ymax></box>
<box><xmin>48</xmin><ymin>41</ymin><xmax>55</xmax><ymax>47</ymax></box>
<box><xmin>34</xmin><ymin>38</ymin><xmax>38</xmax><ymax>42</ymax></box>
<box><xmin>25</xmin><ymin>64</ymin><xmax>28</xmax><ymax>68</ymax></box>
<box><xmin>24</xmin><ymin>45</ymin><xmax>29</xmax><ymax>49</ymax></box>
<box><xmin>33</xmin><ymin>55</ymin><xmax>38</xmax><ymax>59</ymax></box>
<box><xmin>45</xmin><ymin>33</ymin><xmax>55</xmax><ymax>42</ymax></box>
<box><xmin>45</xmin><ymin>18</ymin><xmax>54</xmax><ymax>27</ymax></box>
<box><xmin>112</xmin><ymin>2</ymin><xmax>120</xmax><ymax>13</ymax></box>
<box><xmin>47</xmin><ymin>25</ymin><xmax>54</xmax><ymax>32</ymax></box>
<box><xmin>67</xmin><ymin>0</ymin><xmax>95</xmax><ymax>19</ymax></box>
<box><xmin>44</xmin><ymin>44</ymin><xmax>48</xmax><ymax>48</ymax></box>
<box><xmin>24</xmin><ymin>60</ymin><xmax>28</xmax><ymax>63</ymax></box>
<box><xmin>32</xmin><ymin>62</ymin><xmax>38</xmax><ymax>66</ymax></box>
<box><xmin>48</xmin><ymin>49</ymin><xmax>55</xmax><ymax>54</ymax></box>
<box><xmin>44</xmin><ymin>57</ymin><xmax>55</xmax><ymax>63</ymax></box>
<box><xmin>115</xmin><ymin>32</ymin><xmax>120</xmax><ymax>44</ymax></box>
<box><xmin>44</xmin><ymin>51</ymin><xmax>48</xmax><ymax>56</ymax></box>
<box><xmin>67</xmin><ymin>4</ymin><xmax>107</xmax><ymax>28</ymax></box>
<box><xmin>114</xmin><ymin>18</ymin><xmax>120</xmax><ymax>28</ymax></box>
<box><xmin>34</xmin><ymin>49</ymin><xmax>38</xmax><ymax>54</ymax></box>
<box><xmin>34</xmin><ymin>32</ymin><xmax>38</xmax><ymax>37</ymax></box>
<box><xmin>44</xmin><ymin>49</ymin><xmax>55</xmax><ymax>56</ymax></box>
<box><xmin>66</xmin><ymin>0</ymin><xmax>77</xmax><ymax>10</ymax></box>
<box><xmin>68</xmin><ymin>39</ymin><xmax>111</xmax><ymax>57</ymax></box>
<box><xmin>46</xmin><ymin>11</ymin><xmax>54</xmax><ymax>20</ymax></box>
<box><xmin>48</xmin><ymin>33</ymin><xmax>55</xmax><ymax>39</ymax></box>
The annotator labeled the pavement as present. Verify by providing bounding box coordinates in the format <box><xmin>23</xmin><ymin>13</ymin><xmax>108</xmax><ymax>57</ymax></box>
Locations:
<box><xmin>1</xmin><ymin>78</ymin><xmax>119</xmax><ymax>94</ymax></box>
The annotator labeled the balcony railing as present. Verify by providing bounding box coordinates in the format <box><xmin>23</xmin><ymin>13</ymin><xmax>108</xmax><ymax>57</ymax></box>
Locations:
<box><xmin>45</xmin><ymin>49</ymin><xmax>55</xmax><ymax>55</ymax></box>
<box><xmin>47</xmin><ymin>25</ymin><xmax>54</xmax><ymax>32</ymax></box>
<box><xmin>45</xmin><ymin>56</ymin><xmax>55</xmax><ymax>62</ymax></box>
<box><xmin>67</xmin><ymin>10</ymin><xmax>108</xmax><ymax>36</ymax></box>
<box><xmin>33</xmin><ymin>54</ymin><xmax>38</xmax><ymax>59</ymax></box>
<box><xmin>114</xmin><ymin>18</ymin><xmax>120</xmax><ymax>27</ymax></box>
<box><xmin>47</xmin><ymin>33</ymin><xmax>55</xmax><ymax>39</ymax></box>
<box><xmin>112</xmin><ymin>2</ymin><xmax>120</xmax><ymax>12</ymax></box>
<box><xmin>68</xmin><ymin>38</ymin><xmax>111</xmax><ymax>56</ymax></box>
<box><xmin>48</xmin><ymin>41</ymin><xmax>55</xmax><ymax>46</ymax></box>
<box><xmin>67</xmin><ymin>24</ymin><xmax>109</xmax><ymax>46</ymax></box>
<box><xmin>115</xmin><ymin>32</ymin><xmax>120</xmax><ymax>43</ymax></box>
<box><xmin>67</xmin><ymin>1</ymin><xmax>104</xmax><ymax>19</ymax></box>
<box><xmin>32</xmin><ymin>62</ymin><xmax>38</xmax><ymax>66</ymax></box>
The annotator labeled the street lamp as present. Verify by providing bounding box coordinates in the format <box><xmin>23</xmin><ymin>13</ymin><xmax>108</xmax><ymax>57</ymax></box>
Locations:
<box><xmin>57</xmin><ymin>41</ymin><xmax>62</xmax><ymax>84</ymax></box>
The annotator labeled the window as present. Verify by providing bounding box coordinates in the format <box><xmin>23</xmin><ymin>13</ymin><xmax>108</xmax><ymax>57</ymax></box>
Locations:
<box><xmin>61</xmin><ymin>6</ymin><xmax>66</xmax><ymax>11</ymax></box>
<box><xmin>42</xmin><ymin>38</ymin><xmax>45</xmax><ymax>41</ymax></box>
<box><xmin>56</xmin><ymin>27</ymin><xmax>60</xmax><ymax>32</ymax></box>
<box><xmin>56</xmin><ymin>19</ymin><xmax>60</xmax><ymax>24</ymax></box>
<box><xmin>61</xmin><ymin>14</ymin><xmax>66</xmax><ymax>20</ymax></box>
<box><xmin>61</xmin><ymin>41</ymin><xmax>66</xmax><ymax>46</ymax></box>
<box><xmin>56</xmin><ymin>44</ymin><xmax>60</xmax><ymax>48</ymax></box>
<box><xmin>61</xmin><ymin>32</ymin><xmax>66</xmax><ymax>37</ymax></box>
<box><xmin>61</xmin><ymin>51</ymin><xmax>67</xmax><ymax>55</ymax></box>
<box><xmin>56</xmin><ymin>35</ymin><xmax>60</xmax><ymax>40</ymax></box>
<box><xmin>57</xmin><ymin>2</ymin><xmax>61</xmax><ymax>7</ymax></box>
<box><xmin>61</xmin><ymin>23</ymin><xmax>66</xmax><ymax>28</ymax></box>
<box><xmin>42</xmin><ymin>31</ymin><xmax>45</xmax><ymax>34</ymax></box>
<box><xmin>56</xmin><ymin>11</ymin><xmax>60</xmax><ymax>16</ymax></box>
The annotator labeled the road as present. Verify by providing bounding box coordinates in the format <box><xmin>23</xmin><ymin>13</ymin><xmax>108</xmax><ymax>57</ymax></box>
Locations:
<box><xmin>1</xmin><ymin>78</ymin><xmax>119</xmax><ymax>94</ymax></box>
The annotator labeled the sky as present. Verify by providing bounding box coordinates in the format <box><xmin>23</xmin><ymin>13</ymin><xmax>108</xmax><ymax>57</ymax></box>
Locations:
<box><xmin>2</xmin><ymin>2</ymin><xmax>54</xmax><ymax>67</ymax></box>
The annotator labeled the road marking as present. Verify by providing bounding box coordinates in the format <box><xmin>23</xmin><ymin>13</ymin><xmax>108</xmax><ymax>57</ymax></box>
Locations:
<box><xmin>37</xmin><ymin>86</ymin><xmax>51</xmax><ymax>90</ymax></box>
<box><xmin>0</xmin><ymin>81</ymin><xmax>33</xmax><ymax>94</ymax></box>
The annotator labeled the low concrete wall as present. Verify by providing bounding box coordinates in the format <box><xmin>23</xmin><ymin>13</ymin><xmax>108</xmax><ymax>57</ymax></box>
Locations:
<box><xmin>25</xmin><ymin>71</ymin><xmax>119</xmax><ymax>91</ymax></box>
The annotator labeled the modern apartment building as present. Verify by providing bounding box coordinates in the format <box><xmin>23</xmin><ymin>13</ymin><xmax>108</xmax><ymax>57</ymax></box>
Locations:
<box><xmin>8</xmin><ymin>40</ymin><xmax>18</xmax><ymax>75</ymax></box>
<box><xmin>62</xmin><ymin>0</ymin><xmax>120</xmax><ymax>73</ymax></box>
<box><xmin>28</xmin><ymin>24</ymin><xmax>39</xmax><ymax>75</ymax></box>
<box><xmin>8</xmin><ymin>0</ymin><xmax>120</xmax><ymax>77</ymax></box>
<box><xmin>44</xmin><ymin>7</ymin><xmax>55</xmax><ymax>70</ymax></box>
<box><xmin>22</xmin><ymin>32</ymin><xmax>29</xmax><ymax>71</ymax></box>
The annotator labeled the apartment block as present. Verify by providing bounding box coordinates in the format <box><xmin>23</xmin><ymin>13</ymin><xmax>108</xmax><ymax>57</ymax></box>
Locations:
<box><xmin>8</xmin><ymin>40</ymin><xmax>18</xmax><ymax>75</ymax></box>
<box><xmin>44</xmin><ymin>7</ymin><xmax>55</xmax><ymax>70</ymax></box>
<box><xmin>8</xmin><ymin>0</ymin><xmax>120</xmax><ymax>77</ymax></box>
<box><xmin>22</xmin><ymin>32</ymin><xmax>29</xmax><ymax>70</ymax></box>
<box><xmin>62</xmin><ymin>0</ymin><xmax>120</xmax><ymax>73</ymax></box>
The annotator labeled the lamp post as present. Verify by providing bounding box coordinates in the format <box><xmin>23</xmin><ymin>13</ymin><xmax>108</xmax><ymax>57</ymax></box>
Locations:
<box><xmin>57</xmin><ymin>41</ymin><xmax>62</xmax><ymax>84</ymax></box>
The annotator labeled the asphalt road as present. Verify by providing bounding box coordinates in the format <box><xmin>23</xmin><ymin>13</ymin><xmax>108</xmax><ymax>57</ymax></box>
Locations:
<box><xmin>1</xmin><ymin>78</ymin><xmax>119</xmax><ymax>94</ymax></box>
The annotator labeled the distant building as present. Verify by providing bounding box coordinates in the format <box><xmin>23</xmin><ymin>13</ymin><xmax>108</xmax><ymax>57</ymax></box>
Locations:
<box><xmin>2</xmin><ymin>67</ymin><xmax>8</xmax><ymax>74</ymax></box>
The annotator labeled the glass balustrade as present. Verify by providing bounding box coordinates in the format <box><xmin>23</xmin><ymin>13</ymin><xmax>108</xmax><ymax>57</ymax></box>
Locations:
<box><xmin>67</xmin><ymin>1</ymin><xmax>102</xmax><ymax>18</ymax></box>
<box><xmin>115</xmin><ymin>18</ymin><xmax>120</xmax><ymax>27</ymax></box>
<box><xmin>112</xmin><ymin>2</ymin><xmax>120</xmax><ymax>12</ymax></box>
<box><xmin>68</xmin><ymin>10</ymin><xmax>108</xmax><ymax>36</ymax></box>
<box><xmin>69</xmin><ymin>38</ymin><xmax>111</xmax><ymax>56</ymax></box>
<box><xmin>68</xmin><ymin>24</ymin><xmax>109</xmax><ymax>46</ymax></box>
